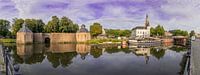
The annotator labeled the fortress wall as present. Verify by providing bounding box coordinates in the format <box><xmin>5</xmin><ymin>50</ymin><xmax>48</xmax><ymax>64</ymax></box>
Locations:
<box><xmin>33</xmin><ymin>33</ymin><xmax>44</xmax><ymax>43</ymax></box>
<box><xmin>50</xmin><ymin>33</ymin><xmax>76</xmax><ymax>43</ymax></box>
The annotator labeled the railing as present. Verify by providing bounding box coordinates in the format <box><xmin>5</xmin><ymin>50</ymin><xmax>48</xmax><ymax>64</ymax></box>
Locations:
<box><xmin>183</xmin><ymin>39</ymin><xmax>192</xmax><ymax>75</ymax></box>
<box><xmin>3</xmin><ymin>47</ymin><xmax>21</xmax><ymax>75</ymax></box>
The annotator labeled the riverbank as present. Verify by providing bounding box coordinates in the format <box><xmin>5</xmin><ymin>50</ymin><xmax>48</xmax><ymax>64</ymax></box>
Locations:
<box><xmin>0</xmin><ymin>38</ymin><xmax>123</xmax><ymax>45</ymax></box>
<box><xmin>86</xmin><ymin>38</ymin><xmax>122</xmax><ymax>44</ymax></box>
<box><xmin>0</xmin><ymin>39</ymin><xmax>16</xmax><ymax>43</ymax></box>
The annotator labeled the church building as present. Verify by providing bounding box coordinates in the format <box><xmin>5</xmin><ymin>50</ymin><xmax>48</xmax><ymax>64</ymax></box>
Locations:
<box><xmin>131</xmin><ymin>15</ymin><xmax>151</xmax><ymax>39</ymax></box>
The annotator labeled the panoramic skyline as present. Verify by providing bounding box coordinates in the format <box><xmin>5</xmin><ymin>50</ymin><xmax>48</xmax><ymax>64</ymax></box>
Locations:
<box><xmin>0</xmin><ymin>0</ymin><xmax>200</xmax><ymax>32</ymax></box>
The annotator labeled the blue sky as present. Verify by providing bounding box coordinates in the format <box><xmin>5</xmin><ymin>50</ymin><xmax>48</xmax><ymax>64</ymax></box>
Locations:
<box><xmin>0</xmin><ymin>0</ymin><xmax>200</xmax><ymax>32</ymax></box>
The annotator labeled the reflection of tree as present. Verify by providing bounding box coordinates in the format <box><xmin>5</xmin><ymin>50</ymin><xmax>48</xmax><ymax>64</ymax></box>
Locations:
<box><xmin>150</xmin><ymin>48</ymin><xmax>165</xmax><ymax>60</ymax></box>
<box><xmin>60</xmin><ymin>52</ymin><xmax>77</xmax><ymax>68</ymax></box>
<box><xmin>106</xmin><ymin>48</ymin><xmax>131</xmax><ymax>54</ymax></box>
<box><xmin>47</xmin><ymin>53</ymin><xmax>61</xmax><ymax>68</ymax></box>
<box><xmin>170</xmin><ymin>46</ymin><xmax>187</xmax><ymax>52</ymax></box>
<box><xmin>90</xmin><ymin>46</ymin><xmax>102</xmax><ymax>58</ymax></box>
<box><xmin>25</xmin><ymin>53</ymin><xmax>45</xmax><ymax>64</ymax></box>
<box><xmin>46</xmin><ymin>52</ymin><xmax>77</xmax><ymax>68</ymax></box>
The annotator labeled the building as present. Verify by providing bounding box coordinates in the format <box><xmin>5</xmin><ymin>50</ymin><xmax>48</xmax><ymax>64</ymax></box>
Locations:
<box><xmin>16</xmin><ymin>23</ymin><xmax>33</xmax><ymax>44</ymax></box>
<box><xmin>17</xmin><ymin>23</ymin><xmax>91</xmax><ymax>44</ymax></box>
<box><xmin>130</xmin><ymin>15</ymin><xmax>151</xmax><ymax>39</ymax></box>
<box><xmin>97</xmin><ymin>28</ymin><xmax>107</xmax><ymax>39</ymax></box>
<box><xmin>165</xmin><ymin>31</ymin><xmax>173</xmax><ymax>37</ymax></box>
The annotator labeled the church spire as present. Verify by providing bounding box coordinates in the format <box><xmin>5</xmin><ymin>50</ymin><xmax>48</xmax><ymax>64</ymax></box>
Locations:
<box><xmin>145</xmin><ymin>14</ymin><xmax>150</xmax><ymax>28</ymax></box>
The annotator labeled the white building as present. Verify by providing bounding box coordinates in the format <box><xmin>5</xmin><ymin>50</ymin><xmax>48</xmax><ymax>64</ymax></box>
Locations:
<box><xmin>131</xmin><ymin>15</ymin><xmax>151</xmax><ymax>39</ymax></box>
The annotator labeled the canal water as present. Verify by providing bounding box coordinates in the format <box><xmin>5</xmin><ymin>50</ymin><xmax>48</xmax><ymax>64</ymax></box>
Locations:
<box><xmin>0</xmin><ymin>43</ymin><xmax>187</xmax><ymax>75</ymax></box>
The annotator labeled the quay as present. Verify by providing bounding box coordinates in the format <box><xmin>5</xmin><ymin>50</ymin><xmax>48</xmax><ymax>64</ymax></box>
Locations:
<box><xmin>191</xmin><ymin>39</ymin><xmax>200</xmax><ymax>75</ymax></box>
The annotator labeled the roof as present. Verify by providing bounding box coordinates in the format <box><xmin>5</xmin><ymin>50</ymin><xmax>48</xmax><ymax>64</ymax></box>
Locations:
<box><xmin>78</xmin><ymin>24</ymin><xmax>89</xmax><ymax>33</ymax></box>
<box><xmin>132</xmin><ymin>26</ymin><xmax>147</xmax><ymax>30</ymax></box>
<box><xmin>18</xmin><ymin>23</ymin><xmax>32</xmax><ymax>33</ymax></box>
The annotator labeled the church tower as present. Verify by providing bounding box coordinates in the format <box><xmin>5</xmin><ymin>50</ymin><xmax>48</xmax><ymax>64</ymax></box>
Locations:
<box><xmin>145</xmin><ymin>14</ymin><xmax>150</xmax><ymax>28</ymax></box>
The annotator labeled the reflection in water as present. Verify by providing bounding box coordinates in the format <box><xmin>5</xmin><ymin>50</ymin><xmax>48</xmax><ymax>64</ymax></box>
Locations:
<box><xmin>3</xmin><ymin>43</ymin><xmax>188</xmax><ymax>75</ymax></box>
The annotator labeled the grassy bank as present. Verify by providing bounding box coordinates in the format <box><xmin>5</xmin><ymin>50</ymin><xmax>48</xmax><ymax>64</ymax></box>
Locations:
<box><xmin>0</xmin><ymin>38</ymin><xmax>16</xmax><ymax>43</ymax></box>
<box><xmin>87</xmin><ymin>38</ymin><xmax>122</xmax><ymax>44</ymax></box>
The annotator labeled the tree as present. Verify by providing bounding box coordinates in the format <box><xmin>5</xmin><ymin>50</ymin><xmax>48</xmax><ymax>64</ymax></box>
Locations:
<box><xmin>155</xmin><ymin>25</ymin><xmax>165</xmax><ymax>36</ymax></box>
<box><xmin>44</xmin><ymin>16</ymin><xmax>60</xmax><ymax>33</ymax></box>
<box><xmin>11</xmin><ymin>18</ymin><xmax>24</xmax><ymax>35</ymax></box>
<box><xmin>150</xmin><ymin>27</ymin><xmax>156</xmax><ymax>36</ymax></box>
<box><xmin>190</xmin><ymin>30</ymin><xmax>195</xmax><ymax>37</ymax></box>
<box><xmin>105</xmin><ymin>29</ymin><xmax>131</xmax><ymax>37</ymax></box>
<box><xmin>24</xmin><ymin>19</ymin><xmax>45</xmax><ymax>33</ymax></box>
<box><xmin>170</xmin><ymin>29</ymin><xmax>188</xmax><ymax>36</ymax></box>
<box><xmin>44</xmin><ymin>16</ymin><xmax>79</xmax><ymax>33</ymax></box>
<box><xmin>90</xmin><ymin>23</ymin><xmax>102</xmax><ymax>37</ymax></box>
<box><xmin>59</xmin><ymin>16</ymin><xmax>78</xmax><ymax>33</ymax></box>
<box><xmin>150</xmin><ymin>25</ymin><xmax>165</xmax><ymax>36</ymax></box>
<box><xmin>0</xmin><ymin>19</ymin><xmax>10</xmax><ymax>37</ymax></box>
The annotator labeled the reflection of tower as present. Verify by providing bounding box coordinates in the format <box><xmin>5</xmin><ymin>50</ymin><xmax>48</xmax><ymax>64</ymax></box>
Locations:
<box><xmin>76</xmin><ymin>44</ymin><xmax>91</xmax><ymax>60</ymax></box>
<box><xmin>17</xmin><ymin>44</ymin><xmax>33</xmax><ymax>60</ymax></box>
<box><xmin>145</xmin><ymin>56</ymin><xmax>149</xmax><ymax>64</ymax></box>
<box><xmin>134</xmin><ymin>48</ymin><xmax>150</xmax><ymax>64</ymax></box>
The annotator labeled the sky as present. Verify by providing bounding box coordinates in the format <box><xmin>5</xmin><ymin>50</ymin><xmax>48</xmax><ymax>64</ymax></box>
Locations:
<box><xmin>0</xmin><ymin>0</ymin><xmax>200</xmax><ymax>32</ymax></box>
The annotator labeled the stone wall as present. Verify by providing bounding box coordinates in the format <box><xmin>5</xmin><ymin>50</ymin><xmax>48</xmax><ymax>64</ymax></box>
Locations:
<box><xmin>17</xmin><ymin>33</ymin><xmax>91</xmax><ymax>44</ymax></box>
<box><xmin>50</xmin><ymin>33</ymin><xmax>77</xmax><ymax>43</ymax></box>
<box><xmin>33</xmin><ymin>33</ymin><xmax>44</xmax><ymax>43</ymax></box>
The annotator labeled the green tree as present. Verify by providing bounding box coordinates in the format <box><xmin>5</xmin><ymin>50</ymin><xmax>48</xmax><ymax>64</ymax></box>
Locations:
<box><xmin>25</xmin><ymin>19</ymin><xmax>45</xmax><ymax>33</ymax></box>
<box><xmin>11</xmin><ymin>18</ymin><xmax>24</xmax><ymax>35</ymax></box>
<box><xmin>190</xmin><ymin>30</ymin><xmax>195</xmax><ymax>37</ymax></box>
<box><xmin>59</xmin><ymin>16</ymin><xmax>78</xmax><ymax>33</ymax></box>
<box><xmin>44</xmin><ymin>16</ymin><xmax>60</xmax><ymax>33</ymax></box>
<box><xmin>150</xmin><ymin>25</ymin><xmax>165</xmax><ymax>36</ymax></box>
<box><xmin>170</xmin><ymin>29</ymin><xmax>188</xmax><ymax>36</ymax></box>
<box><xmin>105</xmin><ymin>29</ymin><xmax>131</xmax><ymax>37</ymax></box>
<box><xmin>150</xmin><ymin>27</ymin><xmax>156</xmax><ymax>36</ymax></box>
<box><xmin>45</xmin><ymin>16</ymin><xmax>79</xmax><ymax>33</ymax></box>
<box><xmin>90</xmin><ymin>23</ymin><xmax>102</xmax><ymax>37</ymax></box>
<box><xmin>0</xmin><ymin>19</ymin><xmax>10</xmax><ymax>37</ymax></box>
<box><xmin>155</xmin><ymin>25</ymin><xmax>165</xmax><ymax>36</ymax></box>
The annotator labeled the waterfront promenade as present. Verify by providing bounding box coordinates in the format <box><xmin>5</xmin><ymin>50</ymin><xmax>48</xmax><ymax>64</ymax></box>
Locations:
<box><xmin>191</xmin><ymin>39</ymin><xmax>200</xmax><ymax>75</ymax></box>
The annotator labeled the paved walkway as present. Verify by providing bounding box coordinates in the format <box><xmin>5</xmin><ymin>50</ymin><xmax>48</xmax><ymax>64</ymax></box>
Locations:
<box><xmin>191</xmin><ymin>40</ymin><xmax>200</xmax><ymax>75</ymax></box>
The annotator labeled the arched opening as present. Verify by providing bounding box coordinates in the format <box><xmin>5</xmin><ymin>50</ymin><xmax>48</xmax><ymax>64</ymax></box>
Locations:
<box><xmin>44</xmin><ymin>37</ymin><xmax>50</xmax><ymax>44</ymax></box>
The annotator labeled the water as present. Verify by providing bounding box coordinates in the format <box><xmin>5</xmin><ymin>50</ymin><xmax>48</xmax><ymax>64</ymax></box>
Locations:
<box><xmin>1</xmin><ymin>43</ymin><xmax>187</xmax><ymax>75</ymax></box>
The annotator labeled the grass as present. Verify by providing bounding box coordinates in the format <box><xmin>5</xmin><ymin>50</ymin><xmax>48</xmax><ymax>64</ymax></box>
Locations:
<box><xmin>87</xmin><ymin>38</ymin><xmax>122</xmax><ymax>44</ymax></box>
<box><xmin>0</xmin><ymin>38</ymin><xmax>16</xmax><ymax>43</ymax></box>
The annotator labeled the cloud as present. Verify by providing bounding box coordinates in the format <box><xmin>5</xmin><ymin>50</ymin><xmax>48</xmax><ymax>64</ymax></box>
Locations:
<box><xmin>0</xmin><ymin>0</ymin><xmax>200</xmax><ymax>32</ymax></box>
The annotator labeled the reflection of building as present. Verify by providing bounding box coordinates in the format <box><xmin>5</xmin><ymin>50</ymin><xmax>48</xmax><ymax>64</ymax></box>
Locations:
<box><xmin>131</xmin><ymin>15</ymin><xmax>151</xmax><ymax>39</ymax></box>
<box><xmin>17</xmin><ymin>44</ymin><xmax>33</xmax><ymax>59</ymax></box>
<box><xmin>76</xmin><ymin>44</ymin><xmax>91</xmax><ymax>60</ymax></box>
<box><xmin>134</xmin><ymin>48</ymin><xmax>150</xmax><ymax>64</ymax></box>
<box><xmin>17</xmin><ymin>23</ymin><xmax>91</xmax><ymax>44</ymax></box>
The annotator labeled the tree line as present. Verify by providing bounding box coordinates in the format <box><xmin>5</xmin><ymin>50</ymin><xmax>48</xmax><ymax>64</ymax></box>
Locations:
<box><xmin>0</xmin><ymin>16</ymin><xmax>80</xmax><ymax>38</ymax></box>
